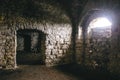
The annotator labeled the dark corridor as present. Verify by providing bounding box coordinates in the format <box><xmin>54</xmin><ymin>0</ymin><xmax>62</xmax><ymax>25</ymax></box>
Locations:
<box><xmin>24</xmin><ymin>35</ymin><xmax>31</xmax><ymax>52</ymax></box>
<box><xmin>16</xmin><ymin>29</ymin><xmax>46</xmax><ymax>65</ymax></box>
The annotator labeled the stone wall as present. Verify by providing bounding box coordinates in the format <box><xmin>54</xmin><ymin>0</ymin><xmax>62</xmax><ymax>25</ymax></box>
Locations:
<box><xmin>45</xmin><ymin>25</ymin><xmax>72</xmax><ymax>66</ymax></box>
<box><xmin>76</xmin><ymin>27</ymin><xmax>83</xmax><ymax>62</ymax></box>
<box><xmin>31</xmin><ymin>32</ymin><xmax>40</xmax><ymax>51</ymax></box>
<box><xmin>1</xmin><ymin>22</ymin><xmax>119</xmax><ymax>73</ymax></box>
<box><xmin>17</xmin><ymin>24</ymin><xmax>72</xmax><ymax>66</ymax></box>
<box><xmin>17</xmin><ymin>34</ymin><xmax>24</xmax><ymax>51</ymax></box>
<box><xmin>0</xmin><ymin>26</ymin><xmax>16</xmax><ymax>69</ymax></box>
<box><xmin>86</xmin><ymin>27</ymin><xmax>111</xmax><ymax>68</ymax></box>
<box><xmin>108</xmin><ymin>24</ymin><xmax>120</xmax><ymax>74</ymax></box>
<box><xmin>76</xmin><ymin>27</ymin><xmax>112</xmax><ymax>67</ymax></box>
<box><xmin>0</xmin><ymin>23</ymin><xmax>72</xmax><ymax>69</ymax></box>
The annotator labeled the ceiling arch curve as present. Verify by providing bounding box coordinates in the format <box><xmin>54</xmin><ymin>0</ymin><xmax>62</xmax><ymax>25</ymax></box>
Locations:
<box><xmin>80</xmin><ymin>9</ymin><xmax>114</xmax><ymax>29</ymax></box>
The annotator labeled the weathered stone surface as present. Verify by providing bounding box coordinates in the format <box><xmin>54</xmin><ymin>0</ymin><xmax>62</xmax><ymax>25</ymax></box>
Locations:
<box><xmin>76</xmin><ymin>27</ymin><xmax>113</xmax><ymax>67</ymax></box>
<box><xmin>0</xmin><ymin>26</ymin><xmax>15</xmax><ymax>69</ymax></box>
<box><xmin>0</xmin><ymin>24</ymin><xmax>72</xmax><ymax>69</ymax></box>
<box><xmin>1</xmin><ymin>22</ymin><xmax>120</xmax><ymax>75</ymax></box>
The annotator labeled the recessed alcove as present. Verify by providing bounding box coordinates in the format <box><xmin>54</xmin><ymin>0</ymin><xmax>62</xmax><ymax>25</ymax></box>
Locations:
<box><xmin>16</xmin><ymin>29</ymin><xmax>46</xmax><ymax>65</ymax></box>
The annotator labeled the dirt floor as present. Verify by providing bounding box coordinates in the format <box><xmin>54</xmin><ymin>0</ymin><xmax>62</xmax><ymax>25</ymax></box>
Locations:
<box><xmin>0</xmin><ymin>65</ymin><xmax>79</xmax><ymax>80</ymax></box>
<box><xmin>0</xmin><ymin>64</ymin><xmax>119</xmax><ymax>80</ymax></box>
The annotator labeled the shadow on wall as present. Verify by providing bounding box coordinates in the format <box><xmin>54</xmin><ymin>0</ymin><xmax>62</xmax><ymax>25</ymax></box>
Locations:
<box><xmin>16</xmin><ymin>29</ymin><xmax>46</xmax><ymax>65</ymax></box>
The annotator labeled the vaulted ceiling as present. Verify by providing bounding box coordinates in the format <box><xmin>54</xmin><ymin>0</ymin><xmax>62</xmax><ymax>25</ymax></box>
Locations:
<box><xmin>0</xmin><ymin>0</ymin><xmax>120</xmax><ymax>24</ymax></box>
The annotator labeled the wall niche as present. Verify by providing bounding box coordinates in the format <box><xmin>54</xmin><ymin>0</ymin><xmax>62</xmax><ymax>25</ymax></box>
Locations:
<box><xmin>17</xmin><ymin>29</ymin><xmax>46</xmax><ymax>65</ymax></box>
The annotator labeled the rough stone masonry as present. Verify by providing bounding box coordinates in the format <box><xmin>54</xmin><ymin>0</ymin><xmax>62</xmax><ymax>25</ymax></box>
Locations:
<box><xmin>0</xmin><ymin>23</ymin><xmax>72</xmax><ymax>69</ymax></box>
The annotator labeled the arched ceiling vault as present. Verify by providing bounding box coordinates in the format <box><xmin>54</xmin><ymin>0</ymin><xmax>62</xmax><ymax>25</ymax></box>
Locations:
<box><xmin>0</xmin><ymin>0</ymin><xmax>120</xmax><ymax>25</ymax></box>
<box><xmin>80</xmin><ymin>10</ymin><xmax>114</xmax><ymax>29</ymax></box>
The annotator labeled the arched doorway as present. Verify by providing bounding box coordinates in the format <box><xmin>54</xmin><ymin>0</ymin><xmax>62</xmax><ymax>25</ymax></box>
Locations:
<box><xmin>80</xmin><ymin>10</ymin><xmax>113</xmax><ymax>68</ymax></box>
<box><xmin>88</xmin><ymin>17</ymin><xmax>112</xmax><ymax>67</ymax></box>
<box><xmin>16</xmin><ymin>29</ymin><xmax>46</xmax><ymax>65</ymax></box>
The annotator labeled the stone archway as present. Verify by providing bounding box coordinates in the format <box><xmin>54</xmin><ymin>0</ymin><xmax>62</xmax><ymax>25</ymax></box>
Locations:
<box><xmin>16</xmin><ymin>29</ymin><xmax>46</xmax><ymax>65</ymax></box>
<box><xmin>80</xmin><ymin>9</ymin><xmax>114</xmax><ymax>68</ymax></box>
<box><xmin>87</xmin><ymin>17</ymin><xmax>112</xmax><ymax>68</ymax></box>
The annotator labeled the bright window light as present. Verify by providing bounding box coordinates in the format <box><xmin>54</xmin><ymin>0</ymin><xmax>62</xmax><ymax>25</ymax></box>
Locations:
<box><xmin>89</xmin><ymin>17</ymin><xmax>112</xmax><ymax>28</ymax></box>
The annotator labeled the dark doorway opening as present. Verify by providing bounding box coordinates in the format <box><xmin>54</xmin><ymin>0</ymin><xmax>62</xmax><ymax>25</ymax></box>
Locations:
<box><xmin>16</xmin><ymin>29</ymin><xmax>46</xmax><ymax>65</ymax></box>
<box><xmin>24</xmin><ymin>35</ymin><xmax>31</xmax><ymax>52</ymax></box>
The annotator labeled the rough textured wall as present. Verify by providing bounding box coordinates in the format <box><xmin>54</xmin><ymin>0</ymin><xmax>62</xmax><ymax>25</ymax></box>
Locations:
<box><xmin>86</xmin><ymin>27</ymin><xmax>111</xmax><ymax>68</ymax></box>
<box><xmin>0</xmin><ymin>24</ymin><xmax>72</xmax><ymax>69</ymax></box>
<box><xmin>76</xmin><ymin>27</ymin><xmax>112</xmax><ymax>68</ymax></box>
<box><xmin>31</xmin><ymin>32</ymin><xmax>39</xmax><ymax>51</ymax></box>
<box><xmin>79</xmin><ymin>1</ymin><xmax>120</xmax><ymax>74</ymax></box>
<box><xmin>17</xmin><ymin>35</ymin><xmax>24</xmax><ymax>51</ymax></box>
<box><xmin>17</xmin><ymin>24</ymin><xmax>72</xmax><ymax>66</ymax></box>
<box><xmin>76</xmin><ymin>27</ymin><xmax>83</xmax><ymax>62</ymax></box>
<box><xmin>109</xmin><ymin>24</ymin><xmax>120</xmax><ymax>74</ymax></box>
<box><xmin>0</xmin><ymin>26</ymin><xmax>16</xmax><ymax>69</ymax></box>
